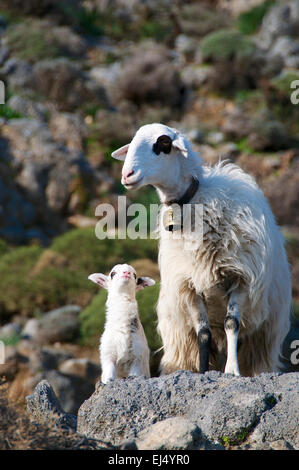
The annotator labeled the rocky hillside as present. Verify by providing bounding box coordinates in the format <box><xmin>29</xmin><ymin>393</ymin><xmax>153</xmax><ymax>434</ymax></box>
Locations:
<box><xmin>0</xmin><ymin>0</ymin><xmax>299</xmax><ymax>449</ymax></box>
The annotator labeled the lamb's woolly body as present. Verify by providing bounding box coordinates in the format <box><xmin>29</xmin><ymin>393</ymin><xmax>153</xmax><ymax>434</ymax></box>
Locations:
<box><xmin>100</xmin><ymin>295</ymin><xmax>150</xmax><ymax>379</ymax></box>
<box><xmin>157</xmin><ymin>161</ymin><xmax>291</xmax><ymax>375</ymax></box>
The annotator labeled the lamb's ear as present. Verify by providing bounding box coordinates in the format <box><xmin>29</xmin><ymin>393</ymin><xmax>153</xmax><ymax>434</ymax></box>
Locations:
<box><xmin>88</xmin><ymin>273</ymin><xmax>108</xmax><ymax>289</ymax></box>
<box><xmin>136</xmin><ymin>276</ymin><xmax>155</xmax><ymax>291</ymax></box>
<box><xmin>111</xmin><ymin>143</ymin><xmax>130</xmax><ymax>161</ymax></box>
<box><xmin>172</xmin><ymin>134</ymin><xmax>188</xmax><ymax>158</ymax></box>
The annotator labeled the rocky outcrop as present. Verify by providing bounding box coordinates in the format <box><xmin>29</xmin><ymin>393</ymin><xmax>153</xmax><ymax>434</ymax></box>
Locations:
<box><xmin>27</xmin><ymin>371</ymin><xmax>299</xmax><ymax>450</ymax></box>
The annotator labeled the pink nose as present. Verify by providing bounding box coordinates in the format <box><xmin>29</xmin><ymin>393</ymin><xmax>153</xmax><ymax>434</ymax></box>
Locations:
<box><xmin>123</xmin><ymin>170</ymin><xmax>134</xmax><ymax>181</ymax></box>
<box><xmin>123</xmin><ymin>271</ymin><xmax>131</xmax><ymax>275</ymax></box>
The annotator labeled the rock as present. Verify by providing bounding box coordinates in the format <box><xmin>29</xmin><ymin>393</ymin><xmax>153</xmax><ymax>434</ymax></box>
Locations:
<box><xmin>7</xmin><ymin>96</ymin><xmax>48</xmax><ymax>121</ymax></box>
<box><xmin>269</xmin><ymin>36</ymin><xmax>299</xmax><ymax>69</ymax></box>
<box><xmin>0</xmin><ymin>58</ymin><xmax>34</xmax><ymax>89</ymax></box>
<box><xmin>26</xmin><ymin>379</ymin><xmax>77</xmax><ymax>432</ymax></box>
<box><xmin>136</xmin><ymin>417</ymin><xmax>204</xmax><ymax>450</ymax></box>
<box><xmin>77</xmin><ymin>371</ymin><xmax>299</xmax><ymax>448</ymax></box>
<box><xmin>35</xmin><ymin>370</ymin><xmax>95</xmax><ymax>414</ymax></box>
<box><xmin>22</xmin><ymin>305</ymin><xmax>81</xmax><ymax>344</ymax></box>
<box><xmin>263</xmin><ymin>160</ymin><xmax>299</xmax><ymax>226</ymax></box>
<box><xmin>0</xmin><ymin>322</ymin><xmax>21</xmax><ymax>340</ymax></box>
<box><xmin>32</xmin><ymin>58</ymin><xmax>109</xmax><ymax>112</ymax></box>
<box><xmin>49</xmin><ymin>112</ymin><xmax>88</xmax><ymax>151</ymax></box>
<box><xmin>59</xmin><ymin>358</ymin><xmax>101</xmax><ymax>382</ymax></box>
<box><xmin>259</xmin><ymin>1</ymin><xmax>299</xmax><ymax>50</ymax></box>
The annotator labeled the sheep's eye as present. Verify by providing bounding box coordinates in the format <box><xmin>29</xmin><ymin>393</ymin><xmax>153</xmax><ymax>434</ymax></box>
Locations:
<box><xmin>153</xmin><ymin>135</ymin><xmax>172</xmax><ymax>155</ymax></box>
<box><xmin>110</xmin><ymin>271</ymin><xmax>116</xmax><ymax>278</ymax></box>
<box><xmin>133</xmin><ymin>273</ymin><xmax>137</xmax><ymax>279</ymax></box>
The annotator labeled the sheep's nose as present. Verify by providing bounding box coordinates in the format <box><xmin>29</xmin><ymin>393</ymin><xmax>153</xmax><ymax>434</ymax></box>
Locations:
<box><xmin>123</xmin><ymin>271</ymin><xmax>131</xmax><ymax>275</ymax></box>
<box><xmin>123</xmin><ymin>169</ymin><xmax>134</xmax><ymax>181</ymax></box>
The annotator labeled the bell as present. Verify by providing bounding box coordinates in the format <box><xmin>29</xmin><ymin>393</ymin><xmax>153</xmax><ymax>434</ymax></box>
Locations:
<box><xmin>163</xmin><ymin>206</ymin><xmax>182</xmax><ymax>232</ymax></box>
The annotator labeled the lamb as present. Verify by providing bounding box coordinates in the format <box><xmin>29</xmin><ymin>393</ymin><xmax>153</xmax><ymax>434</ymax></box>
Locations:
<box><xmin>88</xmin><ymin>263</ymin><xmax>155</xmax><ymax>383</ymax></box>
<box><xmin>111</xmin><ymin>123</ymin><xmax>292</xmax><ymax>377</ymax></box>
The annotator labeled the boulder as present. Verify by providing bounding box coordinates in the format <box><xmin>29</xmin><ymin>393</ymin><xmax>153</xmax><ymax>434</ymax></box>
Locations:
<box><xmin>77</xmin><ymin>371</ymin><xmax>299</xmax><ymax>449</ymax></box>
<box><xmin>22</xmin><ymin>305</ymin><xmax>81</xmax><ymax>344</ymax></box>
<box><xmin>26</xmin><ymin>379</ymin><xmax>77</xmax><ymax>431</ymax></box>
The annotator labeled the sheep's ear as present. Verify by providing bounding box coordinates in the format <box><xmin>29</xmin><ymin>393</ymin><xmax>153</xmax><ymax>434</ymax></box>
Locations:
<box><xmin>136</xmin><ymin>276</ymin><xmax>155</xmax><ymax>291</ymax></box>
<box><xmin>111</xmin><ymin>143</ymin><xmax>130</xmax><ymax>161</ymax></box>
<box><xmin>88</xmin><ymin>273</ymin><xmax>108</xmax><ymax>289</ymax></box>
<box><xmin>172</xmin><ymin>135</ymin><xmax>188</xmax><ymax>158</ymax></box>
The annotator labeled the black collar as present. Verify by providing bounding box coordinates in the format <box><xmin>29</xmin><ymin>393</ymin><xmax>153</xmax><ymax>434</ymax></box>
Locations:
<box><xmin>165</xmin><ymin>177</ymin><xmax>199</xmax><ymax>206</ymax></box>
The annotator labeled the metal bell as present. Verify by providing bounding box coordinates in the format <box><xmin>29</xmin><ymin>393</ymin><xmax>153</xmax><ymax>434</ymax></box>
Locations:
<box><xmin>163</xmin><ymin>206</ymin><xmax>182</xmax><ymax>232</ymax></box>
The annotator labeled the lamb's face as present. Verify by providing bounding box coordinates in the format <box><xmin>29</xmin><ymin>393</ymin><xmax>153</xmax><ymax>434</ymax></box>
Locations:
<box><xmin>88</xmin><ymin>264</ymin><xmax>155</xmax><ymax>298</ymax></box>
<box><xmin>108</xmin><ymin>264</ymin><xmax>138</xmax><ymax>295</ymax></box>
<box><xmin>111</xmin><ymin>123</ymin><xmax>190</xmax><ymax>191</ymax></box>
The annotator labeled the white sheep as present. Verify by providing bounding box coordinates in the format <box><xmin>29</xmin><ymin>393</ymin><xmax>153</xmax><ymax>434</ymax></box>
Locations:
<box><xmin>88</xmin><ymin>263</ymin><xmax>155</xmax><ymax>383</ymax></box>
<box><xmin>111</xmin><ymin>123</ymin><xmax>292</xmax><ymax>377</ymax></box>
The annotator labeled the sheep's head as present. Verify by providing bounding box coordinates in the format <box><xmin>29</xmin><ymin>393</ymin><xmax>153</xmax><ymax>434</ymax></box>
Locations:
<box><xmin>111</xmin><ymin>123</ymin><xmax>191</xmax><ymax>191</ymax></box>
<box><xmin>88</xmin><ymin>263</ymin><xmax>155</xmax><ymax>298</ymax></box>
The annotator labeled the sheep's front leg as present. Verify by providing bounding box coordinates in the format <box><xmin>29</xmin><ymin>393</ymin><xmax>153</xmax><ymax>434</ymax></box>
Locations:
<box><xmin>224</xmin><ymin>291</ymin><xmax>243</xmax><ymax>376</ymax></box>
<box><xmin>190</xmin><ymin>296</ymin><xmax>211</xmax><ymax>374</ymax></box>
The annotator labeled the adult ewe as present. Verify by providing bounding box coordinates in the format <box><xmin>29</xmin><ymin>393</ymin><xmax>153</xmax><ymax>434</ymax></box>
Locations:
<box><xmin>112</xmin><ymin>123</ymin><xmax>292</xmax><ymax>376</ymax></box>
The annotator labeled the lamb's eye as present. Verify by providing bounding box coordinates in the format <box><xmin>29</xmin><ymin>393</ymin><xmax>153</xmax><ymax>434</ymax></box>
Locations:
<box><xmin>110</xmin><ymin>271</ymin><xmax>116</xmax><ymax>278</ymax></box>
<box><xmin>153</xmin><ymin>135</ymin><xmax>172</xmax><ymax>155</ymax></box>
<box><xmin>133</xmin><ymin>273</ymin><xmax>137</xmax><ymax>279</ymax></box>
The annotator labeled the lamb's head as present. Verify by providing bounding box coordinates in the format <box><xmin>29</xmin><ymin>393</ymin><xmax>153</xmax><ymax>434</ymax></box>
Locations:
<box><xmin>111</xmin><ymin>123</ymin><xmax>194</xmax><ymax>191</ymax></box>
<box><xmin>88</xmin><ymin>263</ymin><xmax>155</xmax><ymax>298</ymax></box>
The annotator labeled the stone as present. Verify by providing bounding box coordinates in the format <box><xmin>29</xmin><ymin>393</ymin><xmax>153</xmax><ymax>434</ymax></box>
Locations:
<box><xmin>77</xmin><ymin>371</ymin><xmax>299</xmax><ymax>448</ymax></box>
<box><xmin>26</xmin><ymin>379</ymin><xmax>77</xmax><ymax>432</ymax></box>
<box><xmin>136</xmin><ymin>417</ymin><xmax>203</xmax><ymax>450</ymax></box>
<box><xmin>22</xmin><ymin>305</ymin><xmax>81</xmax><ymax>344</ymax></box>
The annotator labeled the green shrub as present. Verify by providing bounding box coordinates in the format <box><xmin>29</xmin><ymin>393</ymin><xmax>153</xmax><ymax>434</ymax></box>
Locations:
<box><xmin>0</xmin><ymin>104</ymin><xmax>22</xmax><ymax>119</ymax></box>
<box><xmin>79</xmin><ymin>282</ymin><xmax>161</xmax><ymax>374</ymax></box>
<box><xmin>201</xmin><ymin>29</ymin><xmax>255</xmax><ymax>62</ymax></box>
<box><xmin>238</xmin><ymin>0</ymin><xmax>275</xmax><ymax>35</ymax></box>
<box><xmin>6</xmin><ymin>21</ymin><xmax>60</xmax><ymax>62</ymax></box>
<box><xmin>0</xmin><ymin>229</ymin><xmax>158</xmax><ymax>320</ymax></box>
<box><xmin>0</xmin><ymin>239</ymin><xmax>8</xmax><ymax>257</ymax></box>
<box><xmin>0</xmin><ymin>245</ymin><xmax>43</xmax><ymax>320</ymax></box>
<box><xmin>271</xmin><ymin>70</ymin><xmax>299</xmax><ymax>96</ymax></box>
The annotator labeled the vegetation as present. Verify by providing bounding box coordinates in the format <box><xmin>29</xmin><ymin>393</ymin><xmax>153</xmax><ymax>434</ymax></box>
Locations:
<box><xmin>6</xmin><ymin>21</ymin><xmax>61</xmax><ymax>62</ymax></box>
<box><xmin>0</xmin><ymin>229</ymin><xmax>158</xmax><ymax>321</ymax></box>
<box><xmin>0</xmin><ymin>104</ymin><xmax>22</xmax><ymax>119</ymax></box>
<box><xmin>201</xmin><ymin>29</ymin><xmax>255</xmax><ymax>62</ymax></box>
<box><xmin>238</xmin><ymin>0</ymin><xmax>275</xmax><ymax>35</ymax></box>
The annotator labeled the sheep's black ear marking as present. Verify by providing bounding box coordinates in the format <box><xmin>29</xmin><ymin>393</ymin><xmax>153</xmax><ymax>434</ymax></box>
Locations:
<box><xmin>153</xmin><ymin>135</ymin><xmax>172</xmax><ymax>155</ymax></box>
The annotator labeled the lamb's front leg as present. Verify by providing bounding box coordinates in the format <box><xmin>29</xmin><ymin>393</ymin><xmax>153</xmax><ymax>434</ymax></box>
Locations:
<box><xmin>101</xmin><ymin>359</ymin><xmax>116</xmax><ymax>384</ymax></box>
<box><xmin>224</xmin><ymin>289</ymin><xmax>245</xmax><ymax>376</ymax></box>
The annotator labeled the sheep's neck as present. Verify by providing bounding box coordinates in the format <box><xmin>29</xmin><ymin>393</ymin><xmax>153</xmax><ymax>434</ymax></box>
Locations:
<box><xmin>155</xmin><ymin>150</ymin><xmax>202</xmax><ymax>204</ymax></box>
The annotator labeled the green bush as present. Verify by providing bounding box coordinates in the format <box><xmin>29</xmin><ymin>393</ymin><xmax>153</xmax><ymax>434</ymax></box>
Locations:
<box><xmin>79</xmin><ymin>282</ymin><xmax>162</xmax><ymax>374</ymax></box>
<box><xmin>0</xmin><ymin>245</ymin><xmax>43</xmax><ymax>320</ymax></box>
<box><xmin>0</xmin><ymin>104</ymin><xmax>22</xmax><ymax>119</ymax></box>
<box><xmin>238</xmin><ymin>0</ymin><xmax>275</xmax><ymax>35</ymax></box>
<box><xmin>0</xmin><ymin>239</ymin><xmax>8</xmax><ymax>257</ymax></box>
<box><xmin>6</xmin><ymin>21</ymin><xmax>60</xmax><ymax>62</ymax></box>
<box><xmin>201</xmin><ymin>29</ymin><xmax>255</xmax><ymax>62</ymax></box>
<box><xmin>0</xmin><ymin>228</ymin><xmax>158</xmax><ymax>321</ymax></box>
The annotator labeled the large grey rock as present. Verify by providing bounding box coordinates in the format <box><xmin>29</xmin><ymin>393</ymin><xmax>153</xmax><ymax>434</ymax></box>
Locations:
<box><xmin>22</xmin><ymin>305</ymin><xmax>81</xmax><ymax>344</ymax></box>
<box><xmin>77</xmin><ymin>371</ymin><xmax>299</xmax><ymax>449</ymax></box>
